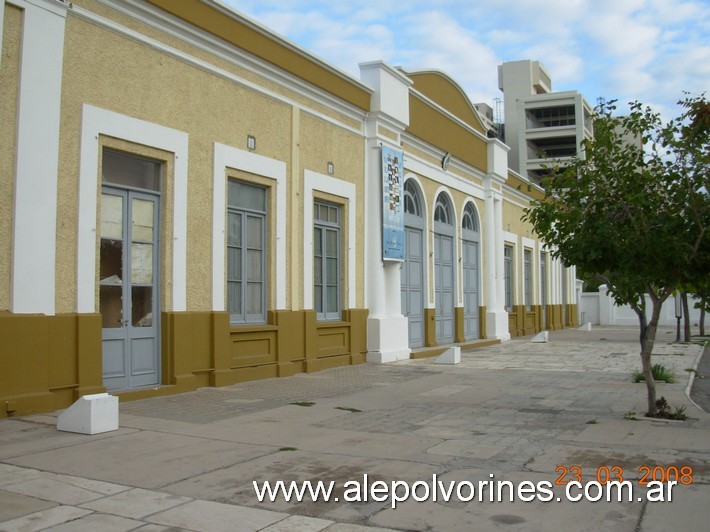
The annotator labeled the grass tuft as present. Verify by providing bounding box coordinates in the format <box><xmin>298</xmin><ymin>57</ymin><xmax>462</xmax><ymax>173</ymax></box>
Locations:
<box><xmin>632</xmin><ymin>364</ymin><xmax>675</xmax><ymax>383</ymax></box>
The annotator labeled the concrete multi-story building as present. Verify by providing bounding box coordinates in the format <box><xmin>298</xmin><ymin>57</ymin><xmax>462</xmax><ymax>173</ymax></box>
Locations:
<box><xmin>0</xmin><ymin>0</ymin><xmax>578</xmax><ymax>418</ymax></box>
<box><xmin>498</xmin><ymin>60</ymin><xmax>594</xmax><ymax>183</ymax></box>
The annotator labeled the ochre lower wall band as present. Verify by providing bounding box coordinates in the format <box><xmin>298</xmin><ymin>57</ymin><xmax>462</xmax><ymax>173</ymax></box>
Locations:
<box><xmin>0</xmin><ymin>308</ymin><xmax>368</xmax><ymax>417</ymax></box>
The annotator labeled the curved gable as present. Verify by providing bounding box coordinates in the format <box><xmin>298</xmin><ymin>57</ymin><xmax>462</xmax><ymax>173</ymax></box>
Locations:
<box><xmin>406</xmin><ymin>70</ymin><xmax>487</xmax><ymax>134</ymax></box>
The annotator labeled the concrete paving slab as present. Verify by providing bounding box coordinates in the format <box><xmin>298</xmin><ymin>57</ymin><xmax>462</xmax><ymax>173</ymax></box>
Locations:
<box><xmin>0</xmin><ymin>489</ymin><xmax>56</xmax><ymax>522</ymax></box>
<box><xmin>0</xmin><ymin>419</ymin><xmax>138</xmax><ymax>460</ymax></box>
<box><xmin>43</xmin><ymin>512</ymin><xmax>144</xmax><ymax>531</ymax></box>
<box><xmin>2</xmin><ymin>476</ymin><xmax>109</xmax><ymax>505</ymax></box>
<box><xmin>80</xmin><ymin>487</ymin><xmax>191</xmax><ymax>519</ymax></box>
<box><xmin>640</xmin><ymin>484</ymin><xmax>710</xmax><ymax>532</ymax></box>
<box><xmin>6</xmin><ymin>430</ymin><xmax>273</xmax><ymax>489</ymax></box>
<box><xmin>260</xmin><ymin>514</ymin><xmax>334</xmax><ymax>531</ymax></box>
<box><xmin>132</xmin><ymin>525</ymin><xmax>191</xmax><ymax>532</ymax></box>
<box><xmin>417</xmin><ymin>384</ymin><xmax>471</xmax><ymax>397</ymax></box>
<box><xmin>146</xmin><ymin>499</ymin><xmax>288</xmax><ymax>531</ymax></box>
<box><xmin>370</xmin><ymin>470</ymin><xmax>641</xmax><ymax>532</ymax></box>
<box><xmin>426</xmin><ymin>440</ymin><xmax>503</xmax><ymax>460</ymax></box>
<box><xmin>0</xmin><ymin>464</ymin><xmax>46</xmax><ymax>488</ymax></box>
<box><xmin>176</xmin><ymin>417</ymin><xmax>444</xmax><ymax>463</ymax></box>
<box><xmin>410</xmin><ymin>426</ymin><xmax>474</xmax><ymax>440</ymax></box>
<box><xmin>0</xmin><ymin>505</ymin><xmax>93</xmax><ymax>532</ymax></box>
<box><xmin>163</xmin><ymin>449</ymin><xmax>441</xmax><ymax>521</ymax></box>
<box><xmin>323</xmin><ymin>525</ymin><xmax>397</xmax><ymax>531</ymax></box>
<box><xmin>46</xmin><ymin>474</ymin><xmax>131</xmax><ymax>497</ymax></box>
<box><xmin>559</xmin><ymin>419</ymin><xmax>710</xmax><ymax>451</ymax></box>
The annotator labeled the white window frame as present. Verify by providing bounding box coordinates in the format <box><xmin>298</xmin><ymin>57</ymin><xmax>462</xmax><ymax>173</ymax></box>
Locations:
<box><xmin>212</xmin><ymin>143</ymin><xmax>286</xmax><ymax>313</ymax></box>
<box><xmin>303</xmin><ymin>170</ymin><xmax>356</xmax><ymax>312</ymax></box>
<box><xmin>77</xmin><ymin>105</ymin><xmax>188</xmax><ymax>313</ymax></box>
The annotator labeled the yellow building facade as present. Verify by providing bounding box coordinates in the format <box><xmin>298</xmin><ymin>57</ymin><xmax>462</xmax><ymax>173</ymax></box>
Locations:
<box><xmin>0</xmin><ymin>0</ymin><xmax>577</xmax><ymax>418</ymax></box>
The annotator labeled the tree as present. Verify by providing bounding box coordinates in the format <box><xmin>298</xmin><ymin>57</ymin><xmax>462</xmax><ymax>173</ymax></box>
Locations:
<box><xmin>523</xmin><ymin>94</ymin><xmax>709</xmax><ymax>417</ymax></box>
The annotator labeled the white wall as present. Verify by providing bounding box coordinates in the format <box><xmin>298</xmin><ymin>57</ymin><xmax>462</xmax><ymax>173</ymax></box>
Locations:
<box><xmin>580</xmin><ymin>286</ymin><xmax>706</xmax><ymax>327</ymax></box>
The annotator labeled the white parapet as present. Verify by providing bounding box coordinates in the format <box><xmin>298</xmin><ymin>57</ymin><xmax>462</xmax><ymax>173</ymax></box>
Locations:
<box><xmin>57</xmin><ymin>393</ymin><xmax>119</xmax><ymax>435</ymax></box>
<box><xmin>531</xmin><ymin>331</ymin><xmax>549</xmax><ymax>343</ymax></box>
<box><xmin>435</xmin><ymin>346</ymin><xmax>461</xmax><ymax>365</ymax></box>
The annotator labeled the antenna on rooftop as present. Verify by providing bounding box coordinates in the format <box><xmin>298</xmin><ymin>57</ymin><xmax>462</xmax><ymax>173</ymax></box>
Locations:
<box><xmin>494</xmin><ymin>97</ymin><xmax>504</xmax><ymax>141</ymax></box>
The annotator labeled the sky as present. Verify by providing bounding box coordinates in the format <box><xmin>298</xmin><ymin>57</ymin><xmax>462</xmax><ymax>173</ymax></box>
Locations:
<box><xmin>224</xmin><ymin>0</ymin><xmax>709</xmax><ymax>122</ymax></box>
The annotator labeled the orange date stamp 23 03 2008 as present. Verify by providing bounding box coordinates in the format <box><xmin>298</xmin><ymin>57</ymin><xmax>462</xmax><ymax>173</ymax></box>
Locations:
<box><xmin>555</xmin><ymin>465</ymin><xmax>694</xmax><ymax>486</ymax></box>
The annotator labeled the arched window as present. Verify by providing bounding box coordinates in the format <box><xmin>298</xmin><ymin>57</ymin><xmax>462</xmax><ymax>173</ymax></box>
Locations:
<box><xmin>462</xmin><ymin>202</ymin><xmax>479</xmax><ymax>233</ymax></box>
<box><xmin>434</xmin><ymin>193</ymin><xmax>452</xmax><ymax>225</ymax></box>
<box><xmin>404</xmin><ymin>180</ymin><xmax>421</xmax><ymax>217</ymax></box>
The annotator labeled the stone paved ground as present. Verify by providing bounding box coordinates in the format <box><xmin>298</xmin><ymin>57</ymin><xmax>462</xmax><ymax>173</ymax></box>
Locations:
<box><xmin>0</xmin><ymin>326</ymin><xmax>708</xmax><ymax>531</ymax></box>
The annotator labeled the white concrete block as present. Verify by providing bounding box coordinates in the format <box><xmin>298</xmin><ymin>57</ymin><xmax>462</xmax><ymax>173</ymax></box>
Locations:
<box><xmin>435</xmin><ymin>346</ymin><xmax>461</xmax><ymax>365</ymax></box>
<box><xmin>366</xmin><ymin>315</ymin><xmax>411</xmax><ymax>362</ymax></box>
<box><xmin>531</xmin><ymin>331</ymin><xmax>549</xmax><ymax>343</ymax></box>
<box><xmin>57</xmin><ymin>393</ymin><xmax>119</xmax><ymax>435</ymax></box>
<box><xmin>578</xmin><ymin>322</ymin><xmax>592</xmax><ymax>331</ymax></box>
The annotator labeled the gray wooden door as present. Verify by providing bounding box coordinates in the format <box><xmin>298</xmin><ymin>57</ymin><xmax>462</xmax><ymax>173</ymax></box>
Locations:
<box><xmin>435</xmin><ymin>233</ymin><xmax>454</xmax><ymax>344</ymax></box>
<box><xmin>462</xmin><ymin>239</ymin><xmax>479</xmax><ymax>340</ymax></box>
<box><xmin>401</xmin><ymin>227</ymin><xmax>424</xmax><ymax>348</ymax></box>
<box><xmin>100</xmin><ymin>187</ymin><xmax>160</xmax><ymax>390</ymax></box>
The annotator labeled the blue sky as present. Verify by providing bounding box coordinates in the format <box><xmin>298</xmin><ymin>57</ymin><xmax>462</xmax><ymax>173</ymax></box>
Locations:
<box><xmin>224</xmin><ymin>0</ymin><xmax>709</xmax><ymax>121</ymax></box>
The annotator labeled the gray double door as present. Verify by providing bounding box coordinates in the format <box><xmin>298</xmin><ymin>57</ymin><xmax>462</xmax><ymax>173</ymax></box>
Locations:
<box><xmin>100</xmin><ymin>186</ymin><xmax>160</xmax><ymax>390</ymax></box>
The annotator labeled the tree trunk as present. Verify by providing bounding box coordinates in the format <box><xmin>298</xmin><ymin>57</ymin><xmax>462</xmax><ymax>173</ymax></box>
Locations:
<box><xmin>634</xmin><ymin>295</ymin><xmax>664</xmax><ymax>417</ymax></box>
<box><xmin>700</xmin><ymin>296</ymin><xmax>706</xmax><ymax>337</ymax></box>
<box><xmin>681</xmin><ymin>290</ymin><xmax>691</xmax><ymax>341</ymax></box>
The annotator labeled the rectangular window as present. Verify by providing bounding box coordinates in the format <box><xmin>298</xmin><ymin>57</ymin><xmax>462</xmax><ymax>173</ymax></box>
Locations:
<box><xmin>504</xmin><ymin>245</ymin><xmax>514</xmax><ymax>311</ymax></box>
<box><xmin>227</xmin><ymin>180</ymin><xmax>266</xmax><ymax>324</ymax></box>
<box><xmin>314</xmin><ymin>201</ymin><xmax>340</xmax><ymax>320</ymax></box>
<box><xmin>524</xmin><ymin>249</ymin><xmax>532</xmax><ymax>311</ymax></box>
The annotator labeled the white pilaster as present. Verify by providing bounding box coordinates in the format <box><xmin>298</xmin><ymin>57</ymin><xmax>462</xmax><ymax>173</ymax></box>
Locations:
<box><xmin>484</xmin><ymin>191</ymin><xmax>497</xmax><ymax>312</ymax></box>
<box><xmin>10</xmin><ymin>0</ymin><xmax>68</xmax><ymax>314</ymax></box>
<box><xmin>486</xmin><ymin>193</ymin><xmax>510</xmax><ymax>341</ymax></box>
<box><xmin>483</xmin><ymin>136</ymin><xmax>511</xmax><ymax>341</ymax></box>
<box><xmin>360</xmin><ymin>61</ymin><xmax>412</xmax><ymax>363</ymax></box>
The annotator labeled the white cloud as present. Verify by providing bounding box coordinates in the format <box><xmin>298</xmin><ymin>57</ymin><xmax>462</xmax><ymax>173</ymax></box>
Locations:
<box><xmin>396</xmin><ymin>11</ymin><xmax>501</xmax><ymax>103</ymax></box>
<box><xmin>587</xmin><ymin>14</ymin><xmax>660</xmax><ymax>66</ymax></box>
<box><xmin>226</xmin><ymin>0</ymin><xmax>708</xmax><ymax>116</ymax></box>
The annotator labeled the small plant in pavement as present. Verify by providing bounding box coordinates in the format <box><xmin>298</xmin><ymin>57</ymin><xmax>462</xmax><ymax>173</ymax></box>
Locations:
<box><xmin>632</xmin><ymin>364</ymin><xmax>675</xmax><ymax>383</ymax></box>
<box><xmin>652</xmin><ymin>397</ymin><xmax>687</xmax><ymax>421</ymax></box>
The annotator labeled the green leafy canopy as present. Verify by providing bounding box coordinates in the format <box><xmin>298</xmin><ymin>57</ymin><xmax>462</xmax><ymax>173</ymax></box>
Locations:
<box><xmin>523</xmin><ymin>93</ymin><xmax>709</xmax><ymax>310</ymax></box>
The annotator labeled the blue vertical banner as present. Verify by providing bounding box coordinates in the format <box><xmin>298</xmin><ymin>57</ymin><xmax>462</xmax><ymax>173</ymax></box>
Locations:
<box><xmin>381</xmin><ymin>146</ymin><xmax>404</xmax><ymax>261</ymax></box>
